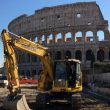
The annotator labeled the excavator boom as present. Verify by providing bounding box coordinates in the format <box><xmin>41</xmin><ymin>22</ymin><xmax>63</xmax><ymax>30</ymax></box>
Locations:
<box><xmin>1</xmin><ymin>29</ymin><xmax>53</xmax><ymax>110</ymax></box>
<box><xmin>2</xmin><ymin>30</ymin><xmax>20</xmax><ymax>93</ymax></box>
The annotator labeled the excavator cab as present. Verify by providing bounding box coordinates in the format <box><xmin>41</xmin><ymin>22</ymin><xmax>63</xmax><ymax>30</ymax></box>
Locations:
<box><xmin>52</xmin><ymin>59</ymin><xmax>82</xmax><ymax>93</ymax></box>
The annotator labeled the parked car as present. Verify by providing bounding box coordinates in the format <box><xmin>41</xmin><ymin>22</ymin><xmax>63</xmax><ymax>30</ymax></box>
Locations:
<box><xmin>0</xmin><ymin>76</ymin><xmax>8</xmax><ymax>88</ymax></box>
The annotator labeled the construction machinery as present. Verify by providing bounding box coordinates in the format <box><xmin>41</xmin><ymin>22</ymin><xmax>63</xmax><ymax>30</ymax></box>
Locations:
<box><xmin>1</xmin><ymin>29</ymin><xmax>82</xmax><ymax>110</ymax></box>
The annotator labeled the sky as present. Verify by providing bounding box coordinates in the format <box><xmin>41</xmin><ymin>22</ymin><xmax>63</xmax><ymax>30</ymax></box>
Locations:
<box><xmin>0</xmin><ymin>0</ymin><xmax>110</xmax><ymax>67</ymax></box>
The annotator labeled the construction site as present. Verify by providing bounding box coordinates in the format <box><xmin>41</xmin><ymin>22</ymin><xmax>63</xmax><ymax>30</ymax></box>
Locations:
<box><xmin>0</xmin><ymin>1</ymin><xmax>110</xmax><ymax>110</ymax></box>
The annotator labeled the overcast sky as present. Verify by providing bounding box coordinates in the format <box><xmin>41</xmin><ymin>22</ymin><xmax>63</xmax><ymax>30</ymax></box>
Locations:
<box><xmin>0</xmin><ymin>0</ymin><xmax>110</xmax><ymax>67</ymax></box>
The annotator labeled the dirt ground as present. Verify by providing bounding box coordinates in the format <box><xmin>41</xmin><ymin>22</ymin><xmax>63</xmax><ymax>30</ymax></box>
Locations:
<box><xmin>0</xmin><ymin>87</ymin><xmax>110</xmax><ymax>110</ymax></box>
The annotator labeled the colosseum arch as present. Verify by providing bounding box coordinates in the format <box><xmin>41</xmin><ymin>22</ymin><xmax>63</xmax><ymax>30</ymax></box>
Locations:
<box><xmin>18</xmin><ymin>54</ymin><xmax>22</xmax><ymax>64</ymax></box>
<box><xmin>31</xmin><ymin>70</ymin><xmax>37</xmax><ymax>77</ymax></box>
<box><xmin>55</xmin><ymin>51</ymin><xmax>62</xmax><ymax>60</ymax></box>
<box><xmin>21</xmin><ymin>54</ymin><xmax>25</xmax><ymax>63</ymax></box>
<box><xmin>26</xmin><ymin>70</ymin><xmax>30</xmax><ymax>78</ymax></box>
<box><xmin>20</xmin><ymin>70</ymin><xmax>25</xmax><ymax>77</ymax></box>
<box><xmin>57</xmin><ymin>33</ymin><xmax>62</xmax><ymax>44</ymax></box>
<box><xmin>31</xmin><ymin>55</ymin><xmax>37</xmax><ymax>63</ymax></box>
<box><xmin>65</xmin><ymin>32</ymin><xmax>72</xmax><ymax>42</ymax></box>
<box><xmin>86</xmin><ymin>49</ymin><xmax>95</xmax><ymax>67</ymax></box>
<box><xmin>97</xmin><ymin>30</ymin><xmax>104</xmax><ymax>41</ymax></box>
<box><xmin>26</xmin><ymin>53</ymin><xmax>31</xmax><ymax>63</ymax></box>
<box><xmin>86</xmin><ymin>49</ymin><xmax>94</xmax><ymax>61</ymax></box>
<box><xmin>75</xmin><ymin>31</ymin><xmax>82</xmax><ymax>42</ymax></box>
<box><xmin>65</xmin><ymin>50</ymin><xmax>71</xmax><ymax>58</ymax></box>
<box><xmin>49</xmin><ymin>34</ymin><xmax>53</xmax><ymax>44</ymax></box>
<box><xmin>97</xmin><ymin>49</ymin><xmax>105</xmax><ymax>61</ymax></box>
<box><xmin>75</xmin><ymin>50</ymin><xmax>82</xmax><ymax>60</ymax></box>
<box><xmin>85</xmin><ymin>31</ymin><xmax>93</xmax><ymax>42</ymax></box>
<box><xmin>34</xmin><ymin>36</ymin><xmax>38</xmax><ymax>43</ymax></box>
<box><xmin>41</xmin><ymin>35</ymin><xmax>45</xmax><ymax>44</ymax></box>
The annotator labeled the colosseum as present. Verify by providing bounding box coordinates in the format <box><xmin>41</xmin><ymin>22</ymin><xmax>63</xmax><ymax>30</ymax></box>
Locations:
<box><xmin>8</xmin><ymin>2</ymin><xmax>110</xmax><ymax>79</ymax></box>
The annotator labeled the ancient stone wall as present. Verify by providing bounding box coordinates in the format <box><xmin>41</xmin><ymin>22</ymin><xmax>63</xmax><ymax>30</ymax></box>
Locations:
<box><xmin>8</xmin><ymin>2</ymin><xmax>110</xmax><ymax>78</ymax></box>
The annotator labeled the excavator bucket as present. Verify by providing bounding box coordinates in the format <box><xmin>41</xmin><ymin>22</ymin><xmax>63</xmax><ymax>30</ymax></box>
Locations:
<box><xmin>3</xmin><ymin>94</ymin><xmax>31</xmax><ymax>110</ymax></box>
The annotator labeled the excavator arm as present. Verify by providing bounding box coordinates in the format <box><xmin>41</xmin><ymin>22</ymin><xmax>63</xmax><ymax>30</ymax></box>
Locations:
<box><xmin>2</xmin><ymin>30</ymin><xmax>20</xmax><ymax>94</ymax></box>
<box><xmin>2</xmin><ymin>29</ymin><xmax>53</xmax><ymax>93</ymax></box>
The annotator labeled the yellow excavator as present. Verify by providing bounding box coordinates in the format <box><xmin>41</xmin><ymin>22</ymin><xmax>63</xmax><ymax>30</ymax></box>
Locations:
<box><xmin>1</xmin><ymin>29</ymin><xmax>82</xmax><ymax>110</ymax></box>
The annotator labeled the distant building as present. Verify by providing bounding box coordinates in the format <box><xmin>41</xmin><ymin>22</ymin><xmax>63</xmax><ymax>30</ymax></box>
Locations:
<box><xmin>8</xmin><ymin>2</ymin><xmax>110</xmax><ymax>78</ymax></box>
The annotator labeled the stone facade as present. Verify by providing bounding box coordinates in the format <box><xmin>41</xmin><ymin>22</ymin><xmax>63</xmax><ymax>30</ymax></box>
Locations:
<box><xmin>8</xmin><ymin>2</ymin><xmax>110</xmax><ymax>78</ymax></box>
